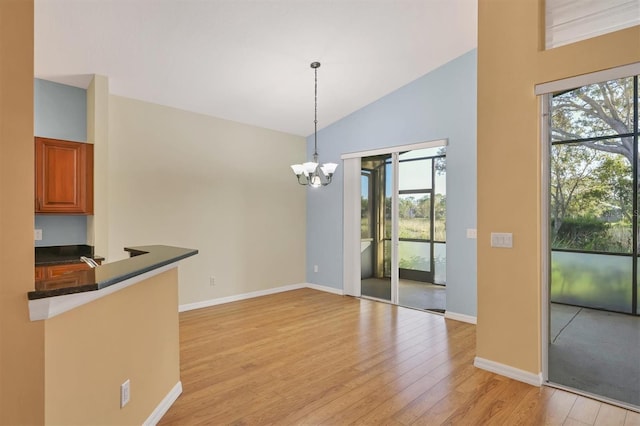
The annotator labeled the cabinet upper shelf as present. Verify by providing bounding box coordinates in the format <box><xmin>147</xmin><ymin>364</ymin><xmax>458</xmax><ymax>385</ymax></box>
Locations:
<box><xmin>35</xmin><ymin>137</ymin><xmax>94</xmax><ymax>214</ymax></box>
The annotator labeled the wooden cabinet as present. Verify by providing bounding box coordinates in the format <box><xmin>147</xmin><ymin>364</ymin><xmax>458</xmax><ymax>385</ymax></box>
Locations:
<box><xmin>35</xmin><ymin>260</ymin><xmax>101</xmax><ymax>280</ymax></box>
<box><xmin>35</xmin><ymin>137</ymin><xmax>94</xmax><ymax>214</ymax></box>
<box><xmin>47</xmin><ymin>262</ymin><xmax>93</xmax><ymax>277</ymax></box>
<box><xmin>34</xmin><ymin>266</ymin><xmax>46</xmax><ymax>280</ymax></box>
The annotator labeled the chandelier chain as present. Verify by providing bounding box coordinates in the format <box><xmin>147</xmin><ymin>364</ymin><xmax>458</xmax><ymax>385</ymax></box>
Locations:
<box><xmin>313</xmin><ymin>64</ymin><xmax>318</xmax><ymax>160</ymax></box>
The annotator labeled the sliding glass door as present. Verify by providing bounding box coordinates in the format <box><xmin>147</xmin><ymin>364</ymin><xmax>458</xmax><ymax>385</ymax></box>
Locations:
<box><xmin>547</xmin><ymin>74</ymin><xmax>639</xmax><ymax>409</ymax></box>
<box><xmin>360</xmin><ymin>146</ymin><xmax>446</xmax><ymax>311</ymax></box>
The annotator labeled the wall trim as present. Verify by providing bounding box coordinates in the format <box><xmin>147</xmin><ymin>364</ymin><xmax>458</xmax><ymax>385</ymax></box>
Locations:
<box><xmin>305</xmin><ymin>282</ymin><xmax>345</xmax><ymax>295</ymax></box>
<box><xmin>341</xmin><ymin>138</ymin><xmax>448</xmax><ymax>159</ymax></box>
<box><xmin>444</xmin><ymin>311</ymin><xmax>477</xmax><ymax>324</ymax></box>
<box><xmin>143</xmin><ymin>381</ymin><xmax>182</xmax><ymax>426</ymax></box>
<box><xmin>474</xmin><ymin>357</ymin><xmax>543</xmax><ymax>387</ymax></box>
<box><xmin>179</xmin><ymin>283</ymin><xmax>305</xmax><ymax>312</ymax></box>
<box><xmin>534</xmin><ymin>61</ymin><xmax>640</xmax><ymax>95</ymax></box>
<box><xmin>179</xmin><ymin>283</ymin><xmax>344</xmax><ymax>312</ymax></box>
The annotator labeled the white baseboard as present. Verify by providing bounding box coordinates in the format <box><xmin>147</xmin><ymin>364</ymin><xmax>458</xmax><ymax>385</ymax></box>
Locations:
<box><xmin>179</xmin><ymin>283</ymin><xmax>306</xmax><ymax>312</ymax></box>
<box><xmin>179</xmin><ymin>283</ymin><xmax>344</xmax><ymax>312</ymax></box>
<box><xmin>143</xmin><ymin>381</ymin><xmax>182</xmax><ymax>426</ymax></box>
<box><xmin>305</xmin><ymin>282</ymin><xmax>345</xmax><ymax>295</ymax></box>
<box><xmin>474</xmin><ymin>357</ymin><xmax>543</xmax><ymax>387</ymax></box>
<box><xmin>444</xmin><ymin>311</ymin><xmax>477</xmax><ymax>324</ymax></box>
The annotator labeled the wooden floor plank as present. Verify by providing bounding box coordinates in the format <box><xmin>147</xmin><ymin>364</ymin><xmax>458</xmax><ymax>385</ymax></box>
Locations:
<box><xmin>158</xmin><ymin>288</ymin><xmax>638</xmax><ymax>425</ymax></box>
<box><xmin>569</xmin><ymin>396</ymin><xmax>603</xmax><ymax>425</ymax></box>
<box><xmin>595</xmin><ymin>403</ymin><xmax>629</xmax><ymax>426</ymax></box>
<box><xmin>625</xmin><ymin>410</ymin><xmax>640</xmax><ymax>425</ymax></box>
<box><xmin>498</xmin><ymin>385</ymin><xmax>557</xmax><ymax>425</ymax></box>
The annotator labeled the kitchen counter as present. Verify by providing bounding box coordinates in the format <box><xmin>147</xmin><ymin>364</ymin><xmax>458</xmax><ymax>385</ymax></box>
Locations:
<box><xmin>29</xmin><ymin>245</ymin><xmax>198</xmax><ymax>300</ymax></box>
<box><xmin>35</xmin><ymin>244</ymin><xmax>104</xmax><ymax>266</ymax></box>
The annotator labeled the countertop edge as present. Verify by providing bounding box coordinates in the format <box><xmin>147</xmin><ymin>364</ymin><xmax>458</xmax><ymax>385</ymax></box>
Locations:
<box><xmin>28</xmin><ymin>245</ymin><xmax>198</xmax><ymax>321</ymax></box>
<box><xmin>35</xmin><ymin>256</ymin><xmax>105</xmax><ymax>267</ymax></box>
<box><xmin>28</xmin><ymin>263</ymin><xmax>178</xmax><ymax>321</ymax></box>
<box><xmin>29</xmin><ymin>245</ymin><xmax>198</xmax><ymax>300</ymax></box>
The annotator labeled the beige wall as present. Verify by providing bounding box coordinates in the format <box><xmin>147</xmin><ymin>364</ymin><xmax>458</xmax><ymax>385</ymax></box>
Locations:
<box><xmin>477</xmin><ymin>0</ymin><xmax>640</xmax><ymax>373</ymax></box>
<box><xmin>107</xmin><ymin>95</ymin><xmax>307</xmax><ymax>305</ymax></box>
<box><xmin>0</xmin><ymin>1</ymin><xmax>45</xmax><ymax>424</ymax></box>
<box><xmin>44</xmin><ymin>269</ymin><xmax>180</xmax><ymax>425</ymax></box>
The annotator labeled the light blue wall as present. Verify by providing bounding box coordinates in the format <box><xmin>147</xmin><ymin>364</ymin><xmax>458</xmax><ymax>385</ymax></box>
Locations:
<box><xmin>35</xmin><ymin>79</ymin><xmax>87</xmax><ymax>141</ymax></box>
<box><xmin>34</xmin><ymin>216</ymin><xmax>88</xmax><ymax>246</ymax></box>
<box><xmin>306</xmin><ymin>49</ymin><xmax>478</xmax><ymax>317</ymax></box>
<box><xmin>34</xmin><ymin>79</ymin><xmax>88</xmax><ymax>247</ymax></box>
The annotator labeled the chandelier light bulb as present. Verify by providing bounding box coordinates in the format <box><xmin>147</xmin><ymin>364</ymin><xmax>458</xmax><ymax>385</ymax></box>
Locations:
<box><xmin>310</xmin><ymin>175</ymin><xmax>322</xmax><ymax>188</ymax></box>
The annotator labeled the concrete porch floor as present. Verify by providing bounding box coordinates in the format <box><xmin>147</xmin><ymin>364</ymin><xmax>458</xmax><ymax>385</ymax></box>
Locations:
<box><xmin>549</xmin><ymin>303</ymin><xmax>640</xmax><ymax>408</ymax></box>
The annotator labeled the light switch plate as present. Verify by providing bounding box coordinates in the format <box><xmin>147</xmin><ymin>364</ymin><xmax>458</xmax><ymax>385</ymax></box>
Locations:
<box><xmin>491</xmin><ymin>232</ymin><xmax>513</xmax><ymax>248</ymax></box>
<box><xmin>120</xmin><ymin>379</ymin><xmax>130</xmax><ymax>408</ymax></box>
<box><xmin>466</xmin><ymin>228</ymin><xmax>477</xmax><ymax>239</ymax></box>
<box><xmin>34</xmin><ymin>229</ymin><xmax>42</xmax><ymax>241</ymax></box>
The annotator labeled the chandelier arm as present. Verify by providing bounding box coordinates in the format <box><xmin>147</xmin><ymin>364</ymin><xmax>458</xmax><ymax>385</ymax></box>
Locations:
<box><xmin>317</xmin><ymin>167</ymin><xmax>331</xmax><ymax>186</ymax></box>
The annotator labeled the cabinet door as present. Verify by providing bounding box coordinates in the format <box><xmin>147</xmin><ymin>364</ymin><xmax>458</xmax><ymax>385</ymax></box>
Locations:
<box><xmin>35</xmin><ymin>137</ymin><xmax>94</xmax><ymax>214</ymax></box>
<box><xmin>35</xmin><ymin>266</ymin><xmax>46</xmax><ymax>280</ymax></box>
<box><xmin>47</xmin><ymin>262</ymin><xmax>92</xmax><ymax>278</ymax></box>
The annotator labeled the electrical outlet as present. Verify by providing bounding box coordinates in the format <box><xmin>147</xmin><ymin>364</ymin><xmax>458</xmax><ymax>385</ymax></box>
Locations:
<box><xmin>120</xmin><ymin>379</ymin><xmax>130</xmax><ymax>408</ymax></box>
<box><xmin>466</xmin><ymin>228</ymin><xmax>477</xmax><ymax>239</ymax></box>
<box><xmin>34</xmin><ymin>229</ymin><xmax>42</xmax><ymax>241</ymax></box>
<box><xmin>209</xmin><ymin>276</ymin><xmax>215</xmax><ymax>286</ymax></box>
<box><xmin>313</xmin><ymin>265</ymin><xmax>318</xmax><ymax>273</ymax></box>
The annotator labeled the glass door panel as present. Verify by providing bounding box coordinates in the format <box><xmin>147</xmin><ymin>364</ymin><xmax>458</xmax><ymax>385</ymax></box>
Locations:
<box><xmin>361</xmin><ymin>154</ymin><xmax>392</xmax><ymax>302</ymax></box>
<box><xmin>397</xmin><ymin>148</ymin><xmax>446</xmax><ymax>311</ymax></box>
<box><xmin>360</xmin><ymin>146</ymin><xmax>447</xmax><ymax>311</ymax></box>
<box><xmin>548</xmin><ymin>75</ymin><xmax>639</xmax><ymax>409</ymax></box>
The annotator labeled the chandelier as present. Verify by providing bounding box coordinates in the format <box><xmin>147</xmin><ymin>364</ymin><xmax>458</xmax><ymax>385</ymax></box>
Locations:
<box><xmin>290</xmin><ymin>61</ymin><xmax>338</xmax><ymax>188</ymax></box>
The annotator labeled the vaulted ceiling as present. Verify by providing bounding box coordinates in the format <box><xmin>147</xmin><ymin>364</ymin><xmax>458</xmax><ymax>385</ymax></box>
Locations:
<box><xmin>35</xmin><ymin>0</ymin><xmax>477</xmax><ymax>136</ymax></box>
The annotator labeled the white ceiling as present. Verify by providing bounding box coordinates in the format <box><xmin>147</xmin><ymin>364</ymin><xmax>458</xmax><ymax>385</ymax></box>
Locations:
<box><xmin>35</xmin><ymin>0</ymin><xmax>477</xmax><ymax>137</ymax></box>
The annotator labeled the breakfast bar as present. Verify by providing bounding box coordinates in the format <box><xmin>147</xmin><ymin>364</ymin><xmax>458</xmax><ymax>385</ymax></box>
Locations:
<box><xmin>26</xmin><ymin>244</ymin><xmax>197</xmax><ymax>425</ymax></box>
<box><xmin>28</xmin><ymin>245</ymin><xmax>198</xmax><ymax>321</ymax></box>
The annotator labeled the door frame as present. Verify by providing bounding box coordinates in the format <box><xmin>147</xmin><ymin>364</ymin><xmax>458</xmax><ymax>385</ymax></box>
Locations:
<box><xmin>540</xmin><ymin>94</ymin><xmax>551</xmax><ymax>383</ymax></box>
<box><xmin>342</xmin><ymin>139</ymin><xmax>448</xmax><ymax>298</ymax></box>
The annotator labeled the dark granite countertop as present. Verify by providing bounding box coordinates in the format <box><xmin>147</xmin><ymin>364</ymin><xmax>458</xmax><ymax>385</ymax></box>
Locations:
<box><xmin>35</xmin><ymin>245</ymin><xmax>105</xmax><ymax>266</ymax></box>
<box><xmin>29</xmin><ymin>245</ymin><xmax>198</xmax><ymax>300</ymax></box>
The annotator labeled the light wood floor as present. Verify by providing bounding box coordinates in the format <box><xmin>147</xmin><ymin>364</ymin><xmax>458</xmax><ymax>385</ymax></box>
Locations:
<box><xmin>159</xmin><ymin>289</ymin><xmax>640</xmax><ymax>425</ymax></box>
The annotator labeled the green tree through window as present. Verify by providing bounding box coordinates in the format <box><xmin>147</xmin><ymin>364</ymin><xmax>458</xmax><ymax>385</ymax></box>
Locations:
<box><xmin>550</xmin><ymin>76</ymin><xmax>637</xmax><ymax>253</ymax></box>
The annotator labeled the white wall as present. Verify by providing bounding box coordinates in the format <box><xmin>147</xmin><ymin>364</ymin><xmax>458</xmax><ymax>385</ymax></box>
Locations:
<box><xmin>107</xmin><ymin>95</ymin><xmax>306</xmax><ymax>304</ymax></box>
